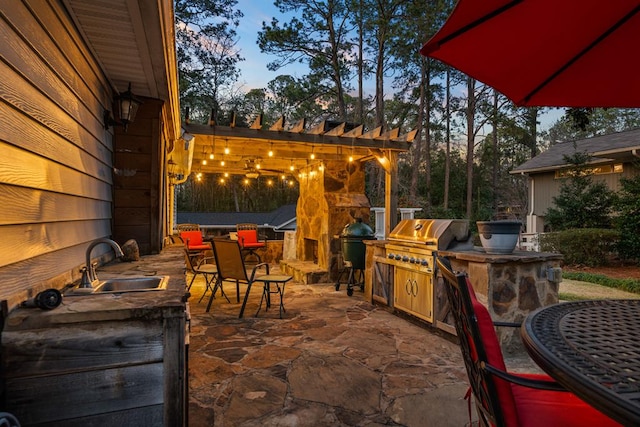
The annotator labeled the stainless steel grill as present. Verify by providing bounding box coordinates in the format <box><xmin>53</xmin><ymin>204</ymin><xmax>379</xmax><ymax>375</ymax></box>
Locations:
<box><xmin>376</xmin><ymin>219</ymin><xmax>471</xmax><ymax>334</ymax></box>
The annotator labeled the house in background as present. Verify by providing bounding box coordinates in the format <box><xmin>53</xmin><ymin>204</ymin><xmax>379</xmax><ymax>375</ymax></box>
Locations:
<box><xmin>511</xmin><ymin>128</ymin><xmax>640</xmax><ymax>238</ymax></box>
<box><xmin>0</xmin><ymin>0</ymin><xmax>181</xmax><ymax>310</ymax></box>
<box><xmin>177</xmin><ymin>204</ymin><xmax>297</xmax><ymax>239</ymax></box>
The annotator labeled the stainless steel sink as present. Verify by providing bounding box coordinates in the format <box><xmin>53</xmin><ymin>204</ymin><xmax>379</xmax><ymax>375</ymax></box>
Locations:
<box><xmin>67</xmin><ymin>276</ymin><xmax>169</xmax><ymax>295</ymax></box>
<box><xmin>93</xmin><ymin>276</ymin><xmax>169</xmax><ymax>293</ymax></box>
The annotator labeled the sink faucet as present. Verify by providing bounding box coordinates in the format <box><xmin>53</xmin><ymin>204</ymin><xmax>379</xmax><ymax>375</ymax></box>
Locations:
<box><xmin>79</xmin><ymin>238</ymin><xmax>125</xmax><ymax>288</ymax></box>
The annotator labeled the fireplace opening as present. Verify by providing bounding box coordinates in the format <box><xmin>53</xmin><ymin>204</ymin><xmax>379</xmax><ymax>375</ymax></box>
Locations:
<box><xmin>303</xmin><ymin>238</ymin><xmax>318</xmax><ymax>263</ymax></box>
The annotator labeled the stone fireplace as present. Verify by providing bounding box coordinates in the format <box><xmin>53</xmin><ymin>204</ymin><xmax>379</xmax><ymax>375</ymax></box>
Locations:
<box><xmin>295</xmin><ymin>159</ymin><xmax>371</xmax><ymax>279</ymax></box>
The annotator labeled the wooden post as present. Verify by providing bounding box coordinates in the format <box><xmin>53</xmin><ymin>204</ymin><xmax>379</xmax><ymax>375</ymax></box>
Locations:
<box><xmin>385</xmin><ymin>150</ymin><xmax>398</xmax><ymax>236</ymax></box>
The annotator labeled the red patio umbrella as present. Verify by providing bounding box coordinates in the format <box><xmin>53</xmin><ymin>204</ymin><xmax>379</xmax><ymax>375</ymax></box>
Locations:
<box><xmin>420</xmin><ymin>0</ymin><xmax>640</xmax><ymax>108</ymax></box>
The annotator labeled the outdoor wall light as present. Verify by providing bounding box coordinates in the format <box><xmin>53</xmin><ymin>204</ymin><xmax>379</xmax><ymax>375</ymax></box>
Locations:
<box><xmin>104</xmin><ymin>82</ymin><xmax>142</xmax><ymax>132</ymax></box>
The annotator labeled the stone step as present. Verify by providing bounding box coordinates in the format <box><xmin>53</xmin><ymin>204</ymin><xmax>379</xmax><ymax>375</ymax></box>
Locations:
<box><xmin>279</xmin><ymin>260</ymin><xmax>329</xmax><ymax>284</ymax></box>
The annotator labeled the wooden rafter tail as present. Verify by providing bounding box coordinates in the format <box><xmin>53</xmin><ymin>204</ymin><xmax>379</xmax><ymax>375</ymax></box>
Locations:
<box><xmin>269</xmin><ymin>115</ymin><xmax>285</xmax><ymax>131</ymax></box>
<box><xmin>393</xmin><ymin>129</ymin><xmax>418</xmax><ymax>143</ymax></box>
<box><xmin>358</xmin><ymin>126</ymin><xmax>382</xmax><ymax>139</ymax></box>
<box><xmin>208</xmin><ymin>108</ymin><xmax>216</xmax><ymax>126</ymax></box>
<box><xmin>306</xmin><ymin>120</ymin><xmax>326</xmax><ymax>135</ymax></box>
<box><xmin>342</xmin><ymin>124</ymin><xmax>364</xmax><ymax>138</ymax></box>
<box><xmin>290</xmin><ymin>118</ymin><xmax>306</xmax><ymax>133</ymax></box>
<box><xmin>376</xmin><ymin>128</ymin><xmax>400</xmax><ymax>140</ymax></box>
<box><xmin>368</xmin><ymin>148</ymin><xmax>392</xmax><ymax>173</ymax></box>
<box><xmin>250</xmin><ymin>114</ymin><xmax>263</xmax><ymax>129</ymax></box>
<box><xmin>324</xmin><ymin>122</ymin><xmax>346</xmax><ymax>136</ymax></box>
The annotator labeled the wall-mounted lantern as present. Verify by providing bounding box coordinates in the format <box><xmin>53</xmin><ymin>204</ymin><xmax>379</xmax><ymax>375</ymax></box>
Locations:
<box><xmin>104</xmin><ymin>82</ymin><xmax>143</xmax><ymax>132</ymax></box>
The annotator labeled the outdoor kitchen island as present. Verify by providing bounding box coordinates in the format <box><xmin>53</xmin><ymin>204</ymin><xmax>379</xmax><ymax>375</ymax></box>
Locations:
<box><xmin>1</xmin><ymin>247</ymin><xmax>189</xmax><ymax>426</ymax></box>
<box><xmin>364</xmin><ymin>221</ymin><xmax>564</xmax><ymax>353</ymax></box>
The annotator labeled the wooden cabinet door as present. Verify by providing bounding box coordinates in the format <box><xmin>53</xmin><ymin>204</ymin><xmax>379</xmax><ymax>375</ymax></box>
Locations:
<box><xmin>394</xmin><ymin>267</ymin><xmax>413</xmax><ymax>311</ymax></box>
<box><xmin>412</xmin><ymin>274</ymin><xmax>433</xmax><ymax>322</ymax></box>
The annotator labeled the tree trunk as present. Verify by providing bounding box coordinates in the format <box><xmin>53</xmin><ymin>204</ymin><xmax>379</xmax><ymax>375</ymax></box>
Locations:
<box><xmin>492</xmin><ymin>90</ymin><xmax>499</xmax><ymax>216</ymax></box>
<box><xmin>466</xmin><ymin>77</ymin><xmax>476</xmax><ymax>219</ymax></box>
<box><xmin>410</xmin><ymin>59</ymin><xmax>426</xmax><ymax>204</ymax></box>
<box><xmin>357</xmin><ymin>0</ymin><xmax>364</xmax><ymax>123</ymax></box>
<box><xmin>444</xmin><ymin>67</ymin><xmax>451</xmax><ymax>210</ymax></box>
<box><xmin>424</xmin><ymin>62</ymin><xmax>432</xmax><ymax>212</ymax></box>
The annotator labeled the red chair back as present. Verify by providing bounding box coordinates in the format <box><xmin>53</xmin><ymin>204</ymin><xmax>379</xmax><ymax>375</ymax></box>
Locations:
<box><xmin>237</xmin><ymin>229</ymin><xmax>264</xmax><ymax>248</ymax></box>
<box><xmin>180</xmin><ymin>231</ymin><xmax>207</xmax><ymax>249</ymax></box>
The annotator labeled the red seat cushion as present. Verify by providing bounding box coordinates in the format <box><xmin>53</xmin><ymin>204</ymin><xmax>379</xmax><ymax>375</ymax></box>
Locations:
<box><xmin>512</xmin><ymin>378</ymin><xmax>621</xmax><ymax>427</ymax></box>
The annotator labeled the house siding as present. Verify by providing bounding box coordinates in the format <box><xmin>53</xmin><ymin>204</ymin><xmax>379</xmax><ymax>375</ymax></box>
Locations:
<box><xmin>0</xmin><ymin>0</ymin><xmax>115</xmax><ymax>309</ymax></box>
<box><xmin>531</xmin><ymin>162</ymin><xmax>640</xmax><ymax>217</ymax></box>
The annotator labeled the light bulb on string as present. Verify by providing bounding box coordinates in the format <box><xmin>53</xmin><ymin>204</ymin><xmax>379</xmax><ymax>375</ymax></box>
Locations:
<box><xmin>209</xmin><ymin>153</ymin><xmax>214</xmax><ymax>160</ymax></box>
<box><xmin>268</xmin><ymin>142</ymin><xmax>274</xmax><ymax>157</ymax></box>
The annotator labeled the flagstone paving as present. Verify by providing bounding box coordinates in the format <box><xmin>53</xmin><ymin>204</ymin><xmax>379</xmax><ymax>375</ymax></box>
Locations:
<box><xmin>187</xmin><ymin>267</ymin><xmax>538</xmax><ymax>426</ymax></box>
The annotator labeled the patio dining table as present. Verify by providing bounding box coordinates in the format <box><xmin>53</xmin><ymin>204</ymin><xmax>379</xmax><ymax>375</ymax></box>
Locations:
<box><xmin>521</xmin><ymin>299</ymin><xmax>640</xmax><ymax>426</ymax></box>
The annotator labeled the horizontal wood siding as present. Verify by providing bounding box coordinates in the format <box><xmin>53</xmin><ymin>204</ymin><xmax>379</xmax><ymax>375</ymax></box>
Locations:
<box><xmin>0</xmin><ymin>0</ymin><xmax>115</xmax><ymax>309</ymax></box>
<box><xmin>5</xmin><ymin>363</ymin><xmax>164</xmax><ymax>425</ymax></box>
<box><xmin>532</xmin><ymin>162</ymin><xmax>640</xmax><ymax>217</ymax></box>
<box><xmin>2</xmin><ymin>320</ymin><xmax>163</xmax><ymax>376</ymax></box>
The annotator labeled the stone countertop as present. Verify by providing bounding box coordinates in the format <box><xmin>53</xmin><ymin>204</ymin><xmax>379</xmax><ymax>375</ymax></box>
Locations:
<box><xmin>439</xmin><ymin>248</ymin><xmax>564</xmax><ymax>263</ymax></box>
<box><xmin>4</xmin><ymin>246</ymin><xmax>187</xmax><ymax>331</ymax></box>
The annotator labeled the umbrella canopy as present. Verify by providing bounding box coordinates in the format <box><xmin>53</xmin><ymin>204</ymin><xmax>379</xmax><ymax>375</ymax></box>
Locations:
<box><xmin>420</xmin><ymin>0</ymin><xmax>640</xmax><ymax>108</ymax></box>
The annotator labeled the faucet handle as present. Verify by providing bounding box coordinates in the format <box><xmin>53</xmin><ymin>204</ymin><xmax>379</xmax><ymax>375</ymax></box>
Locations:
<box><xmin>79</xmin><ymin>267</ymin><xmax>93</xmax><ymax>288</ymax></box>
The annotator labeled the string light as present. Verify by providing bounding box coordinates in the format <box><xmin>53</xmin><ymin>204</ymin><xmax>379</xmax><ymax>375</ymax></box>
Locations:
<box><xmin>267</xmin><ymin>179</ymin><xmax>273</xmax><ymax>186</ymax></box>
<box><xmin>202</xmin><ymin>158</ymin><xmax>207</xmax><ymax>165</ymax></box>
<box><xmin>209</xmin><ymin>152</ymin><xmax>214</xmax><ymax>160</ymax></box>
<box><xmin>310</xmin><ymin>146</ymin><xmax>315</xmax><ymax>160</ymax></box>
<box><xmin>220</xmin><ymin>159</ymin><xmax>225</xmax><ymax>166</ymax></box>
<box><xmin>268</xmin><ymin>142</ymin><xmax>274</xmax><ymax>157</ymax></box>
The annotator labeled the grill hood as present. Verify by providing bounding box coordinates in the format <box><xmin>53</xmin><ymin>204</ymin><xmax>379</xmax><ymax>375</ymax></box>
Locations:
<box><xmin>389</xmin><ymin>219</ymin><xmax>470</xmax><ymax>250</ymax></box>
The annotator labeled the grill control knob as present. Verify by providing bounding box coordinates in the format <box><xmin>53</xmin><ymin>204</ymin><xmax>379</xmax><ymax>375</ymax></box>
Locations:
<box><xmin>402</xmin><ymin>255</ymin><xmax>409</xmax><ymax>262</ymax></box>
<box><xmin>395</xmin><ymin>254</ymin><xmax>402</xmax><ymax>260</ymax></box>
<box><xmin>409</xmin><ymin>257</ymin><xmax>416</xmax><ymax>263</ymax></box>
<box><xmin>421</xmin><ymin>259</ymin><xmax>428</xmax><ymax>266</ymax></box>
<box><xmin>388</xmin><ymin>253</ymin><xmax>395</xmax><ymax>259</ymax></box>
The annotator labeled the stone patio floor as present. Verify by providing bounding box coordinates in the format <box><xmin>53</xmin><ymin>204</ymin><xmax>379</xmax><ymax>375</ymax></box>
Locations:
<box><xmin>186</xmin><ymin>266</ymin><xmax>538</xmax><ymax>427</ymax></box>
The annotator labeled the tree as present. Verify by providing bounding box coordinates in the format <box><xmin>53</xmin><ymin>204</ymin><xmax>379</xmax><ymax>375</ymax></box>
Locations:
<box><xmin>614</xmin><ymin>167</ymin><xmax>640</xmax><ymax>263</ymax></box>
<box><xmin>544</xmin><ymin>151</ymin><xmax>616</xmax><ymax>230</ymax></box>
<box><xmin>547</xmin><ymin>108</ymin><xmax>640</xmax><ymax>145</ymax></box>
<box><xmin>258</xmin><ymin>0</ymin><xmax>355</xmax><ymax>120</ymax></box>
<box><xmin>175</xmin><ymin>0</ymin><xmax>244</xmax><ymax>122</ymax></box>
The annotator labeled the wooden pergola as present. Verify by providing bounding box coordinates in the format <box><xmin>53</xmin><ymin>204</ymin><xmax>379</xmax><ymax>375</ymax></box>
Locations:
<box><xmin>178</xmin><ymin>117</ymin><xmax>416</xmax><ymax>236</ymax></box>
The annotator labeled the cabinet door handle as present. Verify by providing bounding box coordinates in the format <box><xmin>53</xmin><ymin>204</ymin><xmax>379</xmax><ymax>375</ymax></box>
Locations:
<box><xmin>412</xmin><ymin>279</ymin><xmax>418</xmax><ymax>297</ymax></box>
<box><xmin>405</xmin><ymin>279</ymin><xmax>411</xmax><ymax>295</ymax></box>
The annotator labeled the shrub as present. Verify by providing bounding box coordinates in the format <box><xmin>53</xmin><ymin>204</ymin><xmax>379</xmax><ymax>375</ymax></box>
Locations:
<box><xmin>614</xmin><ymin>172</ymin><xmax>640</xmax><ymax>264</ymax></box>
<box><xmin>539</xmin><ymin>228</ymin><xmax>620</xmax><ymax>266</ymax></box>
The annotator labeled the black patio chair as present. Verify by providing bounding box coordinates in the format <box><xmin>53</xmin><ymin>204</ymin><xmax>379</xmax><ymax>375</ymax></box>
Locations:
<box><xmin>435</xmin><ymin>256</ymin><xmax>620</xmax><ymax>427</ymax></box>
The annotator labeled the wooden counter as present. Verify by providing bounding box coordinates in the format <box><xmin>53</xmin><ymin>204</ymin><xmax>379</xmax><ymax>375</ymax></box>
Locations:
<box><xmin>1</xmin><ymin>246</ymin><xmax>188</xmax><ymax>426</ymax></box>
